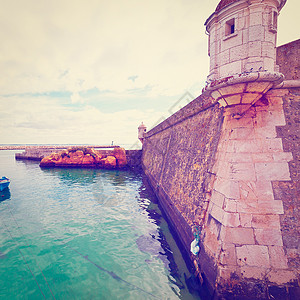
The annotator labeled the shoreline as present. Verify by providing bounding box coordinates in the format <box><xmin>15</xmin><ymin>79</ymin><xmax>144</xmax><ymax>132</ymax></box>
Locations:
<box><xmin>0</xmin><ymin>145</ymin><xmax>120</xmax><ymax>151</ymax></box>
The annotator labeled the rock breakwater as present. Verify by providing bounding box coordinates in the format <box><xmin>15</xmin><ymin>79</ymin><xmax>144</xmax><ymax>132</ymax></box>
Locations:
<box><xmin>40</xmin><ymin>146</ymin><xmax>127</xmax><ymax>169</ymax></box>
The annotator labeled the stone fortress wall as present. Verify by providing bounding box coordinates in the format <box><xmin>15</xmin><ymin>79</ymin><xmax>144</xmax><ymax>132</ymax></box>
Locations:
<box><xmin>142</xmin><ymin>0</ymin><xmax>299</xmax><ymax>298</ymax></box>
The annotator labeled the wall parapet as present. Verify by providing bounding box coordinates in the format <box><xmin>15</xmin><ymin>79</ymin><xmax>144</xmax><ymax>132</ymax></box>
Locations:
<box><xmin>145</xmin><ymin>92</ymin><xmax>216</xmax><ymax>138</ymax></box>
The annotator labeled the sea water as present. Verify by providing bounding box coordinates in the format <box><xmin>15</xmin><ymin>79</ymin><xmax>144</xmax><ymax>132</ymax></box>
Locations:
<box><xmin>0</xmin><ymin>151</ymin><xmax>200</xmax><ymax>300</ymax></box>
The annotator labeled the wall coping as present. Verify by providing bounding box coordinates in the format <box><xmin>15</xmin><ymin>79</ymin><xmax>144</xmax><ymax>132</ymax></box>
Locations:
<box><xmin>273</xmin><ymin>79</ymin><xmax>300</xmax><ymax>89</ymax></box>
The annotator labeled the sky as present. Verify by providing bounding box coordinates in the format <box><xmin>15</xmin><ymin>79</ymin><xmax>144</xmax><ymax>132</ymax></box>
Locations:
<box><xmin>0</xmin><ymin>0</ymin><xmax>299</xmax><ymax>148</ymax></box>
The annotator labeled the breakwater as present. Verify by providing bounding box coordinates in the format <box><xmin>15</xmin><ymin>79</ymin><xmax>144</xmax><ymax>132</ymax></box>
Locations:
<box><xmin>14</xmin><ymin>146</ymin><xmax>142</xmax><ymax>169</ymax></box>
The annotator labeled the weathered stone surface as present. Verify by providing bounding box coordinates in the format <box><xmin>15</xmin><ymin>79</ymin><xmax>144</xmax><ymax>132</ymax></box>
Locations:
<box><xmin>272</xmin><ymin>88</ymin><xmax>300</xmax><ymax>273</ymax></box>
<box><xmin>277</xmin><ymin>39</ymin><xmax>300</xmax><ymax>80</ymax></box>
<box><xmin>220</xmin><ymin>227</ymin><xmax>255</xmax><ymax>245</ymax></box>
<box><xmin>269</xmin><ymin>246</ymin><xmax>288</xmax><ymax>269</ymax></box>
<box><xmin>236</xmin><ymin>245</ymin><xmax>270</xmax><ymax>267</ymax></box>
<box><xmin>140</xmin><ymin>31</ymin><xmax>299</xmax><ymax>300</ymax></box>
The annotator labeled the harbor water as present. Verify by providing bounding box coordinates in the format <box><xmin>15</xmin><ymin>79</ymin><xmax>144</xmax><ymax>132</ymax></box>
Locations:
<box><xmin>0</xmin><ymin>151</ymin><xmax>200</xmax><ymax>300</ymax></box>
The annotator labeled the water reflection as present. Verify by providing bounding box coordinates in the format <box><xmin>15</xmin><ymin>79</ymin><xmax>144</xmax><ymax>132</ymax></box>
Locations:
<box><xmin>136</xmin><ymin>174</ymin><xmax>186</xmax><ymax>293</ymax></box>
<box><xmin>41</xmin><ymin>167</ymin><xmax>99</xmax><ymax>186</ymax></box>
<box><xmin>12</xmin><ymin>157</ymin><xmax>199</xmax><ymax>299</ymax></box>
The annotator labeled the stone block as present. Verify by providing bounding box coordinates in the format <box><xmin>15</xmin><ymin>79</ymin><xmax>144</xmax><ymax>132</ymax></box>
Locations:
<box><xmin>266</xmin><ymin>89</ymin><xmax>288</xmax><ymax>97</ymax></box>
<box><xmin>224</xmin><ymin>198</ymin><xmax>237</xmax><ymax>213</ymax></box>
<box><xmin>222</xmin><ymin>32</ymin><xmax>243</xmax><ymax>51</ymax></box>
<box><xmin>264</xmin><ymin>57</ymin><xmax>275</xmax><ymax>72</ymax></box>
<box><xmin>249</xmin><ymin>25</ymin><xmax>264</xmax><ymax>42</ymax></box>
<box><xmin>267</xmin><ymin>270</ymin><xmax>297</xmax><ymax>285</ymax></box>
<box><xmin>251</xmin><ymin>214</ymin><xmax>280</xmax><ymax>229</ymax></box>
<box><xmin>241</xmin><ymin>266</ymin><xmax>266</xmax><ymax>280</ymax></box>
<box><xmin>245</xmin><ymin>59</ymin><xmax>264</xmax><ymax>73</ymax></box>
<box><xmin>257</xmin><ymin>200</ymin><xmax>284</xmax><ymax>214</ymax></box>
<box><xmin>240</xmin><ymin>213</ymin><xmax>252</xmax><ymax>227</ymax></box>
<box><xmin>223</xmin><ymin>115</ymin><xmax>254</xmax><ymax>130</ymax></box>
<box><xmin>221</xmin><ymin>227</ymin><xmax>255</xmax><ymax>245</ymax></box>
<box><xmin>246</xmin><ymin>81</ymin><xmax>272</xmax><ymax>93</ymax></box>
<box><xmin>217</xmin><ymin>266</ymin><xmax>239</xmax><ymax>281</ymax></box>
<box><xmin>236</xmin><ymin>245</ymin><xmax>270</xmax><ymax>267</ymax></box>
<box><xmin>251</xmin><ymin>153</ymin><xmax>273</xmax><ymax>162</ymax></box>
<box><xmin>232</xmin><ymin>140</ymin><xmax>262</xmax><ymax>153</ymax></box>
<box><xmin>223</xmin><ymin>212</ymin><xmax>240</xmax><ymax>227</ymax></box>
<box><xmin>217</xmin><ymin>161</ymin><xmax>231</xmax><ymax>178</ymax></box>
<box><xmin>265</xmin><ymin>95</ymin><xmax>284</xmax><ymax>107</ymax></box>
<box><xmin>224</xmin><ymin>94</ymin><xmax>241</xmax><ymax>105</ymax></box>
<box><xmin>255</xmin><ymin>162</ymin><xmax>291</xmax><ymax>181</ymax></box>
<box><xmin>239</xmin><ymin>181</ymin><xmax>257</xmax><ymax>201</ymax></box>
<box><xmin>268</xmin><ymin>246</ymin><xmax>288</xmax><ymax>269</ymax></box>
<box><xmin>264</xmin><ymin>29</ymin><xmax>276</xmax><ymax>43</ymax></box>
<box><xmin>219</xmin><ymin>61</ymin><xmax>242</xmax><ymax>78</ymax></box>
<box><xmin>214</xmin><ymin>178</ymin><xmax>240</xmax><ymax>199</ymax></box>
<box><xmin>249</xmin><ymin>11</ymin><xmax>263</xmax><ymax>26</ymax></box>
<box><xmin>255</xmin><ymin>180</ymin><xmax>274</xmax><ymax>201</ymax></box>
<box><xmin>230</xmin><ymin>127</ymin><xmax>255</xmax><ymax>140</ymax></box>
<box><xmin>262</xmin><ymin>41</ymin><xmax>276</xmax><ymax>59</ymax></box>
<box><xmin>237</xmin><ymin>199</ymin><xmax>259</xmax><ymax>214</ymax></box>
<box><xmin>273</xmin><ymin>152</ymin><xmax>293</xmax><ymax>162</ymax></box>
<box><xmin>218</xmin><ymin>98</ymin><xmax>227</xmax><ymax>107</ymax></box>
<box><xmin>254</xmin><ymin>228</ymin><xmax>283</xmax><ymax>246</ymax></box>
<box><xmin>210</xmin><ymin>204</ymin><xmax>225</xmax><ymax>224</ymax></box>
<box><xmin>219</xmin><ymin>49</ymin><xmax>230</xmax><ymax>65</ymax></box>
<box><xmin>248</xmin><ymin>41</ymin><xmax>262</xmax><ymax>57</ymax></box>
<box><xmin>218</xmin><ymin>83</ymin><xmax>246</xmax><ymax>96</ymax></box>
<box><xmin>204</xmin><ymin>228</ymin><xmax>221</xmax><ymax>258</ymax></box>
<box><xmin>228</xmin><ymin>152</ymin><xmax>252</xmax><ymax>163</ymax></box>
<box><xmin>254</xmin><ymin>126</ymin><xmax>277</xmax><ymax>139</ymax></box>
<box><xmin>220</xmin><ymin>243</ymin><xmax>237</xmax><ymax>266</ymax></box>
<box><xmin>241</xmin><ymin>92</ymin><xmax>261</xmax><ymax>104</ymax></box>
<box><xmin>211</xmin><ymin>190</ymin><xmax>225</xmax><ymax>208</ymax></box>
<box><xmin>230</xmin><ymin>44</ymin><xmax>248</xmax><ymax>62</ymax></box>
<box><xmin>209</xmin><ymin>213</ymin><xmax>222</xmax><ymax>235</ymax></box>
<box><xmin>211</xmin><ymin>90</ymin><xmax>222</xmax><ymax>101</ymax></box>
<box><xmin>263</xmin><ymin>139</ymin><xmax>284</xmax><ymax>152</ymax></box>
<box><xmin>230</xmin><ymin>162</ymin><xmax>256</xmax><ymax>181</ymax></box>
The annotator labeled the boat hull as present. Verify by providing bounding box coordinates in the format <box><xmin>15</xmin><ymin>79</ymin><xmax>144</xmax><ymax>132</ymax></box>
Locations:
<box><xmin>0</xmin><ymin>177</ymin><xmax>10</xmax><ymax>191</ymax></box>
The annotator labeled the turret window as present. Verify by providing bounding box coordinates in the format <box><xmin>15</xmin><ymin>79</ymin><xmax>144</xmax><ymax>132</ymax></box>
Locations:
<box><xmin>225</xmin><ymin>18</ymin><xmax>235</xmax><ymax>36</ymax></box>
<box><xmin>269</xmin><ymin>10</ymin><xmax>278</xmax><ymax>33</ymax></box>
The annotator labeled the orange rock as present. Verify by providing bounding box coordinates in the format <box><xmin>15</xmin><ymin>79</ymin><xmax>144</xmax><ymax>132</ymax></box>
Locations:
<box><xmin>94</xmin><ymin>154</ymin><xmax>103</xmax><ymax>164</ymax></box>
<box><xmin>49</xmin><ymin>153</ymin><xmax>60</xmax><ymax>161</ymax></box>
<box><xmin>70</xmin><ymin>150</ymin><xmax>84</xmax><ymax>164</ymax></box>
<box><xmin>40</xmin><ymin>156</ymin><xmax>55</xmax><ymax>167</ymax></box>
<box><xmin>112</xmin><ymin>147</ymin><xmax>127</xmax><ymax>168</ymax></box>
<box><xmin>100</xmin><ymin>156</ymin><xmax>117</xmax><ymax>168</ymax></box>
<box><xmin>82</xmin><ymin>154</ymin><xmax>95</xmax><ymax>165</ymax></box>
<box><xmin>40</xmin><ymin>147</ymin><xmax>124</xmax><ymax>169</ymax></box>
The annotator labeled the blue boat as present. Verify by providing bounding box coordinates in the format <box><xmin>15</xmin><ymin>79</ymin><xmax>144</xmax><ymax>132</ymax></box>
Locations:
<box><xmin>0</xmin><ymin>177</ymin><xmax>10</xmax><ymax>191</ymax></box>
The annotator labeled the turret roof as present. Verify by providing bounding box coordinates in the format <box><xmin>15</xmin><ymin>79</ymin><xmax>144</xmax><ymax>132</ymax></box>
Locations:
<box><xmin>215</xmin><ymin>0</ymin><xmax>287</xmax><ymax>13</ymax></box>
<box><xmin>215</xmin><ymin>0</ymin><xmax>241</xmax><ymax>12</ymax></box>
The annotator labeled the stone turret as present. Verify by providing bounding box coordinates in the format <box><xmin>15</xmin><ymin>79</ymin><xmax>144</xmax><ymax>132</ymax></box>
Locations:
<box><xmin>138</xmin><ymin>122</ymin><xmax>147</xmax><ymax>144</ymax></box>
<box><xmin>197</xmin><ymin>1</ymin><xmax>299</xmax><ymax>298</ymax></box>
<box><xmin>205</xmin><ymin>0</ymin><xmax>286</xmax><ymax>109</ymax></box>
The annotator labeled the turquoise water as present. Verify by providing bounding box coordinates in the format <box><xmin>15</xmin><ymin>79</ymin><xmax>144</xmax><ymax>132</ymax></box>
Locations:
<box><xmin>0</xmin><ymin>151</ymin><xmax>199</xmax><ymax>300</ymax></box>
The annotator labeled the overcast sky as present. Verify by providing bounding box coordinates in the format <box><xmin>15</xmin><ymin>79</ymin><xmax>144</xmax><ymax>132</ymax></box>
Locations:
<box><xmin>0</xmin><ymin>0</ymin><xmax>298</xmax><ymax>147</ymax></box>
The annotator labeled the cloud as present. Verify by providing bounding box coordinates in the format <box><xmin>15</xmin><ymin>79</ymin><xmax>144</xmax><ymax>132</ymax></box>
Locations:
<box><xmin>0</xmin><ymin>0</ymin><xmax>297</xmax><ymax>145</ymax></box>
<box><xmin>0</xmin><ymin>94</ymin><xmax>165</xmax><ymax>145</ymax></box>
